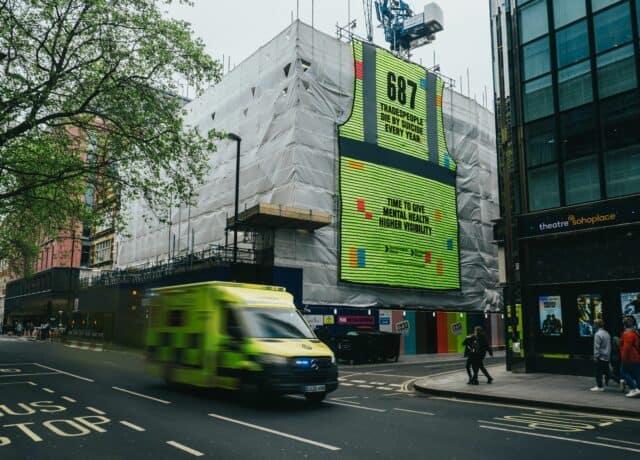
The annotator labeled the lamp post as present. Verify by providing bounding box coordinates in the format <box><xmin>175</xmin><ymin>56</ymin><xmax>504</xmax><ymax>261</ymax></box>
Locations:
<box><xmin>227</xmin><ymin>133</ymin><xmax>241</xmax><ymax>264</ymax></box>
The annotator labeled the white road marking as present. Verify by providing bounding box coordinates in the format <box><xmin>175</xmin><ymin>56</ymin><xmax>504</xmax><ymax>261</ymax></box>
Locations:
<box><xmin>325</xmin><ymin>400</ymin><xmax>386</xmax><ymax>412</ymax></box>
<box><xmin>340</xmin><ymin>382</ymin><xmax>354</xmax><ymax>386</ymax></box>
<box><xmin>383</xmin><ymin>392</ymin><xmax>405</xmax><ymax>397</ymax></box>
<box><xmin>33</xmin><ymin>363</ymin><xmax>94</xmax><ymax>382</ymax></box>
<box><xmin>394</xmin><ymin>408</ymin><xmax>434</xmax><ymax>416</ymax></box>
<box><xmin>478</xmin><ymin>420</ymin><xmax>539</xmax><ymax>430</ymax></box>
<box><xmin>378</xmin><ymin>386</ymin><xmax>395</xmax><ymax>390</ymax></box>
<box><xmin>368</xmin><ymin>382</ymin><xmax>385</xmax><ymax>385</ymax></box>
<box><xmin>43</xmin><ymin>387</ymin><xmax>55</xmax><ymax>394</ymax></box>
<box><xmin>351</xmin><ymin>380</ymin><xmax>366</xmax><ymax>383</ymax></box>
<box><xmin>62</xmin><ymin>396</ymin><xmax>76</xmax><ymax>403</ymax></box>
<box><xmin>357</xmin><ymin>384</ymin><xmax>373</xmax><ymax>388</ymax></box>
<box><xmin>0</xmin><ymin>381</ymin><xmax>33</xmax><ymax>386</ymax></box>
<box><xmin>120</xmin><ymin>420</ymin><xmax>146</xmax><ymax>432</ymax></box>
<box><xmin>112</xmin><ymin>386</ymin><xmax>171</xmax><ymax>404</ymax></box>
<box><xmin>332</xmin><ymin>396</ymin><xmax>360</xmax><ymax>401</ymax></box>
<box><xmin>431</xmin><ymin>396</ymin><xmax>640</xmax><ymax>422</ymax></box>
<box><xmin>86</xmin><ymin>406</ymin><xmax>106</xmax><ymax>415</ymax></box>
<box><xmin>389</xmin><ymin>383</ymin><xmax>403</xmax><ymax>387</ymax></box>
<box><xmin>208</xmin><ymin>413</ymin><xmax>341</xmax><ymax>451</ymax></box>
<box><xmin>29</xmin><ymin>381</ymin><xmax>38</xmax><ymax>386</ymax></box>
<box><xmin>0</xmin><ymin>372</ymin><xmax>58</xmax><ymax>378</ymax></box>
<box><xmin>166</xmin><ymin>441</ymin><xmax>205</xmax><ymax>457</ymax></box>
<box><xmin>480</xmin><ymin>425</ymin><xmax>640</xmax><ymax>454</ymax></box>
<box><xmin>597</xmin><ymin>437</ymin><xmax>640</xmax><ymax>447</ymax></box>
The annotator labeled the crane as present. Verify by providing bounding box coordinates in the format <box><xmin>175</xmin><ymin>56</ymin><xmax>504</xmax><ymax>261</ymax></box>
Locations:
<box><xmin>365</xmin><ymin>1</ymin><xmax>444</xmax><ymax>55</ymax></box>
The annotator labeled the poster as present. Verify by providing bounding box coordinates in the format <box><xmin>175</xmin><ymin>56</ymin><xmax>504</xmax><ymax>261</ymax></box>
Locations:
<box><xmin>577</xmin><ymin>294</ymin><xmax>603</xmax><ymax>337</ymax></box>
<box><xmin>338</xmin><ymin>40</ymin><xmax>460</xmax><ymax>290</ymax></box>
<box><xmin>621</xmin><ymin>292</ymin><xmax>640</xmax><ymax>325</ymax></box>
<box><xmin>539</xmin><ymin>295</ymin><xmax>563</xmax><ymax>336</ymax></box>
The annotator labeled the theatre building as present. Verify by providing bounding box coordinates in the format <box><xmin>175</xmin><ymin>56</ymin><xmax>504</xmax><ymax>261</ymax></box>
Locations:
<box><xmin>490</xmin><ymin>0</ymin><xmax>640</xmax><ymax>373</ymax></box>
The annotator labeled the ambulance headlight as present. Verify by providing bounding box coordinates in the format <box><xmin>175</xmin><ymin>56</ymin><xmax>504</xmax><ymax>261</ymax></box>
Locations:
<box><xmin>260</xmin><ymin>354</ymin><xmax>288</xmax><ymax>366</ymax></box>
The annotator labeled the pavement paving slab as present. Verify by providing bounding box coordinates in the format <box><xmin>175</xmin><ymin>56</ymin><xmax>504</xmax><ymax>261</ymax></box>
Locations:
<box><xmin>414</xmin><ymin>365</ymin><xmax>640</xmax><ymax>417</ymax></box>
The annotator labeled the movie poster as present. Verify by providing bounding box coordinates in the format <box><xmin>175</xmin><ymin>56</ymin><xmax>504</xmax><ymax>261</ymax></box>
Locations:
<box><xmin>621</xmin><ymin>292</ymin><xmax>640</xmax><ymax>325</ymax></box>
<box><xmin>539</xmin><ymin>295</ymin><xmax>563</xmax><ymax>336</ymax></box>
<box><xmin>577</xmin><ymin>294</ymin><xmax>603</xmax><ymax>337</ymax></box>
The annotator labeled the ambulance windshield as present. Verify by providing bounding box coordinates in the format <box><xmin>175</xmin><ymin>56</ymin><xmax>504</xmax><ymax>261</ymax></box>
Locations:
<box><xmin>240</xmin><ymin>308</ymin><xmax>315</xmax><ymax>339</ymax></box>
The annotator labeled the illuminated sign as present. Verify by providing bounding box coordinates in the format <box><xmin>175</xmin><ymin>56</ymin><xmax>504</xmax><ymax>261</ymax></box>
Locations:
<box><xmin>519</xmin><ymin>198</ymin><xmax>639</xmax><ymax>238</ymax></box>
<box><xmin>338</xmin><ymin>40</ymin><xmax>460</xmax><ymax>290</ymax></box>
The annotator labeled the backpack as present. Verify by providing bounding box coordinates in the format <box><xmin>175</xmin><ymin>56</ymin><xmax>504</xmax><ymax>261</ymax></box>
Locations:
<box><xmin>467</xmin><ymin>336</ymin><xmax>480</xmax><ymax>355</ymax></box>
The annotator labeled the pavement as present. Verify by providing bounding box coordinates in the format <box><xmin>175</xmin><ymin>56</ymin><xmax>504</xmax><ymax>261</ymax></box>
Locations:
<box><xmin>414</xmin><ymin>364</ymin><xmax>640</xmax><ymax>417</ymax></box>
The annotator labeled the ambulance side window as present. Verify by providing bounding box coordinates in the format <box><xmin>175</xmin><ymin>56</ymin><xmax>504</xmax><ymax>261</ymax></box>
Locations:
<box><xmin>225</xmin><ymin>308</ymin><xmax>243</xmax><ymax>340</ymax></box>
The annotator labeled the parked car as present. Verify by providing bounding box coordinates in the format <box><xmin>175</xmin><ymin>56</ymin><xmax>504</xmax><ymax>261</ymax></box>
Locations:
<box><xmin>335</xmin><ymin>330</ymin><xmax>400</xmax><ymax>364</ymax></box>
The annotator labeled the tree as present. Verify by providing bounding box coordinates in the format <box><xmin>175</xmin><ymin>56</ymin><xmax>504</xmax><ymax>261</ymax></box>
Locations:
<box><xmin>0</xmin><ymin>0</ymin><xmax>222</xmax><ymax>274</ymax></box>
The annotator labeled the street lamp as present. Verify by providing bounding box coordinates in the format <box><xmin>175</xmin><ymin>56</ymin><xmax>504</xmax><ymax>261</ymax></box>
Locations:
<box><xmin>227</xmin><ymin>133</ymin><xmax>241</xmax><ymax>264</ymax></box>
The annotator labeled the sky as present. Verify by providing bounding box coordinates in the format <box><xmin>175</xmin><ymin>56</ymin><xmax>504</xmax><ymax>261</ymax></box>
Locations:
<box><xmin>165</xmin><ymin>0</ymin><xmax>494</xmax><ymax>108</ymax></box>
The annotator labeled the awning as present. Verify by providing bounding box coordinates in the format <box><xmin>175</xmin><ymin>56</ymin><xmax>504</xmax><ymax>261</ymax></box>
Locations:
<box><xmin>226</xmin><ymin>203</ymin><xmax>331</xmax><ymax>231</ymax></box>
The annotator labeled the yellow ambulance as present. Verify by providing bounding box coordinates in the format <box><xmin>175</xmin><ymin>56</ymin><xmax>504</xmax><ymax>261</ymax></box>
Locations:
<box><xmin>144</xmin><ymin>281</ymin><xmax>338</xmax><ymax>402</ymax></box>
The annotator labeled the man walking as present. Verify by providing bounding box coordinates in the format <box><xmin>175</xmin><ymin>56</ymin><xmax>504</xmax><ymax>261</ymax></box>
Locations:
<box><xmin>469</xmin><ymin>326</ymin><xmax>493</xmax><ymax>385</ymax></box>
<box><xmin>590</xmin><ymin>319</ymin><xmax>610</xmax><ymax>391</ymax></box>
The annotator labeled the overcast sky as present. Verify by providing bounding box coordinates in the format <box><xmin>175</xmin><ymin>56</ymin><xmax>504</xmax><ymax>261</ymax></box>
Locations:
<box><xmin>166</xmin><ymin>0</ymin><xmax>494</xmax><ymax>108</ymax></box>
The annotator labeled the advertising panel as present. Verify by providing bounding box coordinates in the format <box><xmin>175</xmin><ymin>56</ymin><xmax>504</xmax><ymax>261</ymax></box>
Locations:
<box><xmin>338</xmin><ymin>40</ymin><xmax>459</xmax><ymax>290</ymax></box>
<box><xmin>539</xmin><ymin>295</ymin><xmax>563</xmax><ymax>336</ymax></box>
<box><xmin>621</xmin><ymin>292</ymin><xmax>640</xmax><ymax>325</ymax></box>
<box><xmin>577</xmin><ymin>294</ymin><xmax>603</xmax><ymax>337</ymax></box>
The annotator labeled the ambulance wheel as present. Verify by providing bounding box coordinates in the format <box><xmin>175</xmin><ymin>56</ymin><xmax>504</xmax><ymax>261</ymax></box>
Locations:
<box><xmin>305</xmin><ymin>392</ymin><xmax>326</xmax><ymax>403</ymax></box>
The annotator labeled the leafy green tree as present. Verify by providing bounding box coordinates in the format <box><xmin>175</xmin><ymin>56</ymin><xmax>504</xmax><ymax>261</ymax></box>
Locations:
<box><xmin>0</xmin><ymin>0</ymin><xmax>222</xmax><ymax>274</ymax></box>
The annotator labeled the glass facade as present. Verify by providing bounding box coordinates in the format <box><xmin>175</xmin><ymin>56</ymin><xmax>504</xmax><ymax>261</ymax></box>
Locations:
<box><xmin>519</xmin><ymin>0</ymin><xmax>549</xmax><ymax>43</ymax></box>
<box><xmin>553</xmin><ymin>0</ymin><xmax>586</xmax><ymax>28</ymax></box>
<box><xmin>514</xmin><ymin>0</ymin><xmax>640</xmax><ymax>211</ymax></box>
<box><xmin>556</xmin><ymin>20</ymin><xmax>589</xmax><ymax>68</ymax></box>
<box><xmin>594</xmin><ymin>2</ymin><xmax>632</xmax><ymax>53</ymax></box>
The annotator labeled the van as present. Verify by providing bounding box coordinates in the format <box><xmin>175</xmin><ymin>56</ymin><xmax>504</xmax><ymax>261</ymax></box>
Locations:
<box><xmin>144</xmin><ymin>281</ymin><xmax>338</xmax><ymax>402</ymax></box>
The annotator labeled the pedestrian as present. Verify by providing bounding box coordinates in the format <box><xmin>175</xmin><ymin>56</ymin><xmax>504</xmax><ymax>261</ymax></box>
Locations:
<box><xmin>462</xmin><ymin>333</ymin><xmax>474</xmax><ymax>383</ymax></box>
<box><xmin>469</xmin><ymin>326</ymin><xmax>493</xmax><ymax>385</ymax></box>
<box><xmin>620</xmin><ymin>316</ymin><xmax>640</xmax><ymax>398</ymax></box>
<box><xmin>611</xmin><ymin>334</ymin><xmax>621</xmax><ymax>386</ymax></box>
<box><xmin>590</xmin><ymin>319</ymin><xmax>611</xmax><ymax>392</ymax></box>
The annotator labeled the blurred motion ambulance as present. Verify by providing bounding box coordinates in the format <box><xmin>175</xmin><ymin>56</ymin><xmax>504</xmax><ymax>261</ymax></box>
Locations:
<box><xmin>144</xmin><ymin>281</ymin><xmax>338</xmax><ymax>402</ymax></box>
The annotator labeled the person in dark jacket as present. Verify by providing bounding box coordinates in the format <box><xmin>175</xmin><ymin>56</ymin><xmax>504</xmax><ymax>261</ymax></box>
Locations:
<box><xmin>469</xmin><ymin>326</ymin><xmax>494</xmax><ymax>385</ymax></box>
<box><xmin>462</xmin><ymin>333</ymin><xmax>475</xmax><ymax>383</ymax></box>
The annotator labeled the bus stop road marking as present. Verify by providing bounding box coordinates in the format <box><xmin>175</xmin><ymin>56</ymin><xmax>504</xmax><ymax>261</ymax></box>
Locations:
<box><xmin>43</xmin><ymin>388</ymin><xmax>55</xmax><ymax>394</ymax></box>
<box><xmin>480</xmin><ymin>425</ymin><xmax>640</xmax><ymax>454</ymax></box>
<box><xmin>61</xmin><ymin>396</ymin><xmax>76</xmax><ymax>403</ymax></box>
<box><xmin>86</xmin><ymin>407</ymin><xmax>106</xmax><ymax>415</ymax></box>
<box><xmin>208</xmin><ymin>413</ymin><xmax>341</xmax><ymax>451</ymax></box>
<box><xmin>325</xmin><ymin>400</ymin><xmax>386</xmax><ymax>412</ymax></box>
<box><xmin>112</xmin><ymin>386</ymin><xmax>171</xmax><ymax>405</ymax></box>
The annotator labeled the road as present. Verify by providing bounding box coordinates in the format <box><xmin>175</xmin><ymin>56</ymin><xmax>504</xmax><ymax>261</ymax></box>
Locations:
<box><xmin>1</xmin><ymin>336</ymin><xmax>639</xmax><ymax>459</ymax></box>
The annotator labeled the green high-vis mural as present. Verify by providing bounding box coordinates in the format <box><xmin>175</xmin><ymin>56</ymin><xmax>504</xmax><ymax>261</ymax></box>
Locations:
<box><xmin>339</xmin><ymin>40</ymin><xmax>460</xmax><ymax>290</ymax></box>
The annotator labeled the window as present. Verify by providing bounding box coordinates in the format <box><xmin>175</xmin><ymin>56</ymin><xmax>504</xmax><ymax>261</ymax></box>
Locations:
<box><xmin>558</xmin><ymin>61</ymin><xmax>593</xmax><ymax>110</ymax></box>
<box><xmin>600</xmin><ymin>92</ymin><xmax>640</xmax><ymax>152</ymax></box>
<box><xmin>553</xmin><ymin>0</ymin><xmax>586</xmax><ymax>28</ymax></box>
<box><xmin>555</xmin><ymin>20</ymin><xmax>589</xmax><ymax>68</ymax></box>
<box><xmin>519</xmin><ymin>0</ymin><xmax>549</xmax><ymax>44</ymax></box>
<box><xmin>524</xmin><ymin>75</ymin><xmax>554</xmax><ymax>121</ymax></box>
<box><xmin>529</xmin><ymin>164</ymin><xmax>561</xmax><ymax>211</ymax></box>
<box><xmin>605</xmin><ymin>146</ymin><xmax>640</xmax><ymax>197</ymax></box>
<box><xmin>597</xmin><ymin>44</ymin><xmax>637</xmax><ymax>98</ymax></box>
<box><xmin>564</xmin><ymin>156</ymin><xmax>601</xmax><ymax>205</ymax></box>
<box><xmin>592</xmin><ymin>0</ymin><xmax>623</xmax><ymax>12</ymax></box>
<box><xmin>522</xmin><ymin>36</ymin><xmax>551</xmax><ymax>80</ymax></box>
<box><xmin>559</xmin><ymin>105</ymin><xmax>598</xmax><ymax>159</ymax></box>
<box><xmin>525</xmin><ymin>118</ymin><xmax>556</xmax><ymax>167</ymax></box>
<box><xmin>594</xmin><ymin>2</ymin><xmax>632</xmax><ymax>53</ymax></box>
<box><xmin>94</xmin><ymin>240</ymin><xmax>111</xmax><ymax>264</ymax></box>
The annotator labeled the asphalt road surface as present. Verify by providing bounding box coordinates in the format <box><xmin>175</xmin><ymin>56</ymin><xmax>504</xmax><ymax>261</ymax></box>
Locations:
<box><xmin>1</xmin><ymin>336</ymin><xmax>639</xmax><ymax>459</ymax></box>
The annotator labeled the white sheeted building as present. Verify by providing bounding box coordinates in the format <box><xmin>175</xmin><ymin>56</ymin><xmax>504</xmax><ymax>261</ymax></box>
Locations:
<box><xmin>116</xmin><ymin>21</ymin><xmax>500</xmax><ymax>312</ymax></box>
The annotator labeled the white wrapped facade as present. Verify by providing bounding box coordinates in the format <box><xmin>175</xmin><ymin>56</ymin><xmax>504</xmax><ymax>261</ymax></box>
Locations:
<box><xmin>117</xmin><ymin>21</ymin><xmax>500</xmax><ymax>311</ymax></box>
